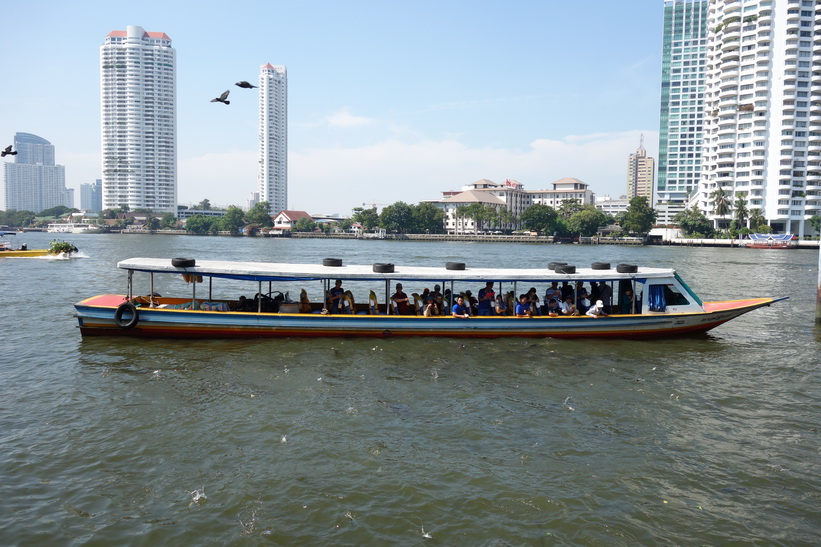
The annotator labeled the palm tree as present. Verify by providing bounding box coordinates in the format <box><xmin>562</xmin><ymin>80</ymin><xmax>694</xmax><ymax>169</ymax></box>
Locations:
<box><xmin>710</xmin><ymin>187</ymin><xmax>732</xmax><ymax>229</ymax></box>
<box><xmin>733</xmin><ymin>194</ymin><xmax>749</xmax><ymax>229</ymax></box>
<box><xmin>749</xmin><ymin>208</ymin><xmax>766</xmax><ymax>232</ymax></box>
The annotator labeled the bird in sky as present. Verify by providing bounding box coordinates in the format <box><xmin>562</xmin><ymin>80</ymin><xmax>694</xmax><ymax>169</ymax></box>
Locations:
<box><xmin>1</xmin><ymin>145</ymin><xmax>17</xmax><ymax>157</ymax></box>
<box><xmin>210</xmin><ymin>90</ymin><xmax>230</xmax><ymax>105</ymax></box>
<box><xmin>235</xmin><ymin>81</ymin><xmax>257</xmax><ymax>89</ymax></box>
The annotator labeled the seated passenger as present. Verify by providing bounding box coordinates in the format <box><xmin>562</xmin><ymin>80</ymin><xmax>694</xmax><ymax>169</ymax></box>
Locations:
<box><xmin>515</xmin><ymin>294</ymin><xmax>532</xmax><ymax>317</ymax></box>
<box><xmin>544</xmin><ymin>282</ymin><xmax>560</xmax><ymax>303</ymax></box>
<box><xmin>451</xmin><ymin>296</ymin><xmax>470</xmax><ymax>318</ymax></box>
<box><xmin>477</xmin><ymin>282</ymin><xmax>496</xmax><ymax>316</ymax></box>
<box><xmin>545</xmin><ymin>298</ymin><xmax>561</xmax><ymax>316</ymax></box>
<box><xmin>560</xmin><ymin>295</ymin><xmax>579</xmax><ymax>315</ymax></box>
<box><xmin>494</xmin><ymin>294</ymin><xmax>508</xmax><ymax>316</ymax></box>
<box><xmin>561</xmin><ymin>281</ymin><xmax>574</xmax><ymax>300</ymax></box>
<box><xmin>423</xmin><ymin>296</ymin><xmax>440</xmax><ymax>317</ymax></box>
<box><xmin>391</xmin><ymin>283</ymin><xmax>412</xmax><ymax>315</ymax></box>
<box><xmin>328</xmin><ymin>279</ymin><xmax>345</xmax><ymax>314</ymax></box>
<box><xmin>586</xmin><ymin>299</ymin><xmax>608</xmax><ymax>318</ymax></box>
<box><xmin>526</xmin><ymin>287</ymin><xmax>541</xmax><ymax>316</ymax></box>
<box><xmin>464</xmin><ymin>290</ymin><xmax>478</xmax><ymax>315</ymax></box>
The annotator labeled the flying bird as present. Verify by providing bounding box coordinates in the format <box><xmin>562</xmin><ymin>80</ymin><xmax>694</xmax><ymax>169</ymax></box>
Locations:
<box><xmin>1</xmin><ymin>145</ymin><xmax>17</xmax><ymax>157</ymax></box>
<box><xmin>235</xmin><ymin>81</ymin><xmax>257</xmax><ymax>89</ymax></box>
<box><xmin>210</xmin><ymin>90</ymin><xmax>230</xmax><ymax>105</ymax></box>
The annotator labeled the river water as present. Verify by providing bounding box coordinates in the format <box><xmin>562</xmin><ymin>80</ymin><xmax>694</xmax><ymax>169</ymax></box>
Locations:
<box><xmin>1</xmin><ymin>232</ymin><xmax>819</xmax><ymax>545</ymax></box>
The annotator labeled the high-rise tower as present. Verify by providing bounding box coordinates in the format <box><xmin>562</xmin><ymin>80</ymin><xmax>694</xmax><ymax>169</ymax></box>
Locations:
<box><xmin>700</xmin><ymin>0</ymin><xmax>821</xmax><ymax>236</ymax></box>
<box><xmin>259</xmin><ymin>63</ymin><xmax>288</xmax><ymax>215</ymax></box>
<box><xmin>656</xmin><ymin>0</ymin><xmax>709</xmax><ymax>225</ymax></box>
<box><xmin>628</xmin><ymin>136</ymin><xmax>656</xmax><ymax>200</ymax></box>
<box><xmin>3</xmin><ymin>132</ymin><xmax>70</xmax><ymax>211</ymax></box>
<box><xmin>100</xmin><ymin>25</ymin><xmax>176</xmax><ymax>214</ymax></box>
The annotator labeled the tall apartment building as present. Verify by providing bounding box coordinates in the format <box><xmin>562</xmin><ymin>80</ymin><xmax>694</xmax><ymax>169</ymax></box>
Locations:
<box><xmin>627</xmin><ymin>137</ymin><xmax>656</xmax><ymax>200</ymax></box>
<box><xmin>3</xmin><ymin>132</ymin><xmax>70</xmax><ymax>212</ymax></box>
<box><xmin>259</xmin><ymin>63</ymin><xmax>288</xmax><ymax>215</ymax></box>
<box><xmin>657</xmin><ymin>0</ymin><xmax>709</xmax><ymax>225</ymax></box>
<box><xmin>100</xmin><ymin>25</ymin><xmax>176</xmax><ymax>214</ymax></box>
<box><xmin>80</xmin><ymin>179</ymin><xmax>103</xmax><ymax>212</ymax></box>
<box><xmin>700</xmin><ymin>0</ymin><xmax>821</xmax><ymax>236</ymax></box>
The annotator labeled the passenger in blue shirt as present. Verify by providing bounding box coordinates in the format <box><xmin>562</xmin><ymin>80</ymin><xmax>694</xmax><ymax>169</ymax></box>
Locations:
<box><xmin>477</xmin><ymin>282</ymin><xmax>496</xmax><ymax>316</ymax></box>
<box><xmin>451</xmin><ymin>296</ymin><xmax>470</xmax><ymax>318</ymax></box>
<box><xmin>515</xmin><ymin>294</ymin><xmax>532</xmax><ymax>317</ymax></box>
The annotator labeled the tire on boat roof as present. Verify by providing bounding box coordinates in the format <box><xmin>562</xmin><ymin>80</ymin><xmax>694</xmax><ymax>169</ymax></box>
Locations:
<box><xmin>548</xmin><ymin>262</ymin><xmax>567</xmax><ymax>270</ymax></box>
<box><xmin>555</xmin><ymin>264</ymin><xmax>576</xmax><ymax>274</ymax></box>
<box><xmin>323</xmin><ymin>257</ymin><xmax>343</xmax><ymax>267</ymax></box>
<box><xmin>616</xmin><ymin>263</ymin><xmax>638</xmax><ymax>273</ymax></box>
<box><xmin>114</xmin><ymin>302</ymin><xmax>139</xmax><ymax>329</ymax></box>
<box><xmin>591</xmin><ymin>262</ymin><xmax>611</xmax><ymax>270</ymax></box>
<box><xmin>445</xmin><ymin>262</ymin><xmax>466</xmax><ymax>270</ymax></box>
<box><xmin>373</xmin><ymin>263</ymin><xmax>395</xmax><ymax>273</ymax></box>
<box><xmin>171</xmin><ymin>257</ymin><xmax>195</xmax><ymax>268</ymax></box>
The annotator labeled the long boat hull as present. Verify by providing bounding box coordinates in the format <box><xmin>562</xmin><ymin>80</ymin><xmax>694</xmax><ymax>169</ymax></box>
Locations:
<box><xmin>75</xmin><ymin>295</ymin><xmax>781</xmax><ymax>339</ymax></box>
<box><xmin>0</xmin><ymin>249</ymin><xmax>50</xmax><ymax>258</ymax></box>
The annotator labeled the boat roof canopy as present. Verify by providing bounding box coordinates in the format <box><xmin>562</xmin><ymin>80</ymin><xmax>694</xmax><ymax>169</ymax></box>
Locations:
<box><xmin>117</xmin><ymin>258</ymin><xmax>677</xmax><ymax>283</ymax></box>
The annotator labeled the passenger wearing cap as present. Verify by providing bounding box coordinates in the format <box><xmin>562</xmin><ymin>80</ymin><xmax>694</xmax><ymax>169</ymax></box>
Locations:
<box><xmin>328</xmin><ymin>279</ymin><xmax>346</xmax><ymax>314</ymax></box>
<box><xmin>586</xmin><ymin>299</ymin><xmax>608</xmax><ymax>318</ymax></box>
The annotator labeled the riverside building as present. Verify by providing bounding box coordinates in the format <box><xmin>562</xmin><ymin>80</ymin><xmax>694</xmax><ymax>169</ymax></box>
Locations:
<box><xmin>259</xmin><ymin>63</ymin><xmax>288</xmax><ymax>215</ymax></box>
<box><xmin>657</xmin><ymin>0</ymin><xmax>709</xmax><ymax>225</ymax></box>
<box><xmin>700</xmin><ymin>0</ymin><xmax>821</xmax><ymax>236</ymax></box>
<box><xmin>3</xmin><ymin>132</ymin><xmax>71</xmax><ymax>212</ymax></box>
<box><xmin>100</xmin><ymin>26</ymin><xmax>177</xmax><ymax>214</ymax></box>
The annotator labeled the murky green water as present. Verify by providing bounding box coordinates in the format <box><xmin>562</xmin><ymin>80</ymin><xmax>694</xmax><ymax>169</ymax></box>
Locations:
<box><xmin>1</xmin><ymin>233</ymin><xmax>819</xmax><ymax>544</ymax></box>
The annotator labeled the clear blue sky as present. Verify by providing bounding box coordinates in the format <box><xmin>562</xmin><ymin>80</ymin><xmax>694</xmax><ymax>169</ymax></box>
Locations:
<box><xmin>0</xmin><ymin>0</ymin><xmax>663</xmax><ymax>215</ymax></box>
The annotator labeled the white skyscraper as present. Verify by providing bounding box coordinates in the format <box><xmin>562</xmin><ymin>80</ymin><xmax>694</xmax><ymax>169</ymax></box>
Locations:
<box><xmin>100</xmin><ymin>25</ymin><xmax>176</xmax><ymax>214</ymax></box>
<box><xmin>259</xmin><ymin>63</ymin><xmax>288</xmax><ymax>214</ymax></box>
<box><xmin>700</xmin><ymin>0</ymin><xmax>821</xmax><ymax>236</ymax></box>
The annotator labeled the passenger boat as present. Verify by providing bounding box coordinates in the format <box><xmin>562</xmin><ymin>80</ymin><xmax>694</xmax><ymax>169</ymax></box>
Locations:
<box><xmin>74</xmin><ymin>257</ymin><xmax>786</xmax><ymax>339</ymax></box>
<box><xmin>743</xmin><ymin>233</ymin><xmax>797</xmax><ymax>249</ymax></box>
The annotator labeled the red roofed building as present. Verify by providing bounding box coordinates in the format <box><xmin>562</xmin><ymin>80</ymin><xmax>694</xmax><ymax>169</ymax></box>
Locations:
<box><xmin>272</xmin><ymin>210</ymin><xmax>312</xmax><ymax>232</ymax></box>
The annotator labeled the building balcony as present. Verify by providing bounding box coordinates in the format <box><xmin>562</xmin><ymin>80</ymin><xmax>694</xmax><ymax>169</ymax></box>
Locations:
<box><xmin>808</xmin><ymin>141</ymin><xmax>821</xmax><ymax>152</ymax></box>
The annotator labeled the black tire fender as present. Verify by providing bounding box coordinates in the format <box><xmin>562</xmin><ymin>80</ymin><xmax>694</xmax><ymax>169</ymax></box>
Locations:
<box><xmin>548</xmin><ymin>262</ymin><xmax>567</xmax><ymax>270</ymax></box>
<box><xmin>616</xmin><ymin>263</ymin><xmax>638</xmax><ymax>273</ymax></box>
<box><xmin>323</xmin><ymin>258</ymin><xmax>343</xmax><ymax>267</ymax></box>
<box><xmin>445</xmin><ymin>262</ymin><xmax>465</xmax><ymax>270</ymax></box>
<box><xmin>373</xmin><ymin>263</ymin><xmax>395</xmax><ymax>273</ymax></box>
<box><xmin>591</xmin><ymin>262</ymin><xmax>611</xmax><ymax>270</ymax></box>
<box><xmin>555</xmin><ymin>264</ymin><xmax>576</xmax><ymax>274</ymax></box>
<box><xmin>171</xmin><ymin>257</ymin><xmax>195</xmax><ymax>268</ymax></box>
<box><xmin>114</xmin><ymin>302</ymin><xmax>139</xmax><ymax>329</ymax></box>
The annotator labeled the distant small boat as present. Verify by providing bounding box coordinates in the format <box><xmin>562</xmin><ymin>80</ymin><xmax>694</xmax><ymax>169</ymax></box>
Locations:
<box><xmin>47</xmin><ymin>222</ymin><xmax>101</xmax><ymax>234</ymax></box>
<box><xmin>0</xmin><ymin>233</ymin><xmax>78</xmax><ymax>258</ymax></box>
<box><xmin>743</xmin><ymin>233</ymin><xmax>797</xmax><ymax>249</ymax></box>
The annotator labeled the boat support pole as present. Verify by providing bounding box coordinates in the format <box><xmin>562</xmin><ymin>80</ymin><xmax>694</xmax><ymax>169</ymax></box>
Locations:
<box><xmin>385</xmin><ymin>280</ymin><xmax>390</xmax><ymax>314</ymax></box>
<box><xmin>258</xmin><ymin>281</ymin><xmax>262</xmax><ymax>313</ymax></box>
<box><xmin>150</xmin><ymin>273</ymin><xmax>155</xmax><ymax>308</ymax></box>
<box><xmin>192</xmin><ymin>276</ymin><xmax>196</xmax><ymax>309</ymax></box>
<box><xmin>209</xmin><ymin>277</ymin><xmax>213</xmax><ymax>301</ymax></box>
<box><xmin>815</xmin><ymin>243</ymin><xmax>821</xmax><ymax>326</ymax></box>
<box><xmin>127</xmin><ymin>270</ymin><xmax>133</xmax><ymax>301</ymax></box>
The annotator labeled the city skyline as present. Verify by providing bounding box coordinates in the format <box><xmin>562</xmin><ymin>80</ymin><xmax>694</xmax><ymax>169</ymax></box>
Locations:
<box><xmin>0</xmin><ymin>1</ymin><xmax>662</xmax><ymax>216</ymax></box>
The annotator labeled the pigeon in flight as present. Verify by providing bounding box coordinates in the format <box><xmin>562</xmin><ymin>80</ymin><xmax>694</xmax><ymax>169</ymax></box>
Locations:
<box><xmin>211</xmin><ymin>90</ymin><xmax>230</xmax><ymax>105</ymax></box>
<box><xmin>1</xmin><ymin>145</ymin><xmax>17</xmax><ymax>157</ymax></box>
<box><xmin>235</xmin><ymin>81</ymin><xmax>257</xmax><ymax>89</ymax></box>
